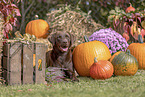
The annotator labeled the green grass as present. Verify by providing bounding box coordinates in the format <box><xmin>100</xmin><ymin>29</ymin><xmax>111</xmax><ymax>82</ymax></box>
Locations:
<box><xmin>0</xmin><ymin>70</ymin><xmax>145</xmax><ymax>97</ymax></box>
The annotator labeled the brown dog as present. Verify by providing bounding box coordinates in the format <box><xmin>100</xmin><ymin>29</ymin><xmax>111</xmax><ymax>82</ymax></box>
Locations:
<box><xmin>46</xmin><ymin>31</ymin><xmax>79</xmax><ymax>82</ymax></box>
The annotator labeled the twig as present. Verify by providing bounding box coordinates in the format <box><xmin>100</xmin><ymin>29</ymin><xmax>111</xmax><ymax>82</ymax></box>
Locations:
<box><xmin>20</xmin><ymin>0</ymin><xmax>35</xmax><ymax>34</ymax></box>
<box><xmin>24</xmin><ymin>0</ymin><xmax>35</xmax><ymax>16</ymax></box>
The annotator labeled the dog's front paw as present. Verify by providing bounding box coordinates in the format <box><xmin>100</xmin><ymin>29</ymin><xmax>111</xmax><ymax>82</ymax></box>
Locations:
<box><xmin>71</xmin><ymin>77</ymin><xmax>79</xmax><ymax>82</ymax></box>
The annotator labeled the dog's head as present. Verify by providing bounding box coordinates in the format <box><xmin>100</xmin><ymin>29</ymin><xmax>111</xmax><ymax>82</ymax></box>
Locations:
<box><xmin>48</xmin><ymin>31</ymin><xmax>76</xmax><ymax>52</ymax></box>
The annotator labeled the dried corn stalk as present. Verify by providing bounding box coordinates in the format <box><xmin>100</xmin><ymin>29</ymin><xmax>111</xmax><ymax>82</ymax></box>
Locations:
<box><xmin>13</xmin><ymin>32</ymin><xmax>52</xmax><ymax>51</ymax></box>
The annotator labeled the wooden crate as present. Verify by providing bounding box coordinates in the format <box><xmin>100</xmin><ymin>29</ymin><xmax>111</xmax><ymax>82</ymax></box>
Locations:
<box><xmin>3</xmin><ymin>42</ymin><xmax>47</xmax><ymax>85</ymax></box>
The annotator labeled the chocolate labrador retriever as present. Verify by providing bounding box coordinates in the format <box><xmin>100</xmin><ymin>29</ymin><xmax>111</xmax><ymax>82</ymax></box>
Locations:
<box><xmin>46</xmin><ymin>31</ymin><xmax>79</xmax><ymax>82</ymax></box>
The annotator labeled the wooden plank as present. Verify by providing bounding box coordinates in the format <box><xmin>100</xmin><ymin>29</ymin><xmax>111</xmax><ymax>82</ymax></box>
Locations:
<box><xmin>22</xmin><ymin>44</ymin><xmax>34</xmax><ymax>84</ymax></box>
<box><xmin>0</xmin><ymin>59</ymin><xmax>2</xmax><ymax>77</ymax></box>
<box><xmin>35</xmin><ymin>43</ymin><xmax>46</xmax><ymax>84</ymax></box>
<box><xmin>9</xmin><ymin>71</ymin><xmax>21</xmax><ymax>85</ymax></box>
<box><xmin>3</xmin><ymin>70</ymin><xmax>8</xmax><ymax>84</ymax></box>
<box><xmin>0</xmin><ymin>40</ymin><xmax>2</xmax><ymax>72</ymax></box>
<box><xmin>3</xmin><ymin>43</ymin><xmax>10</xmax><ymax>57</ymax></box>
<box><xmin>8</xmin><ymin>42</ymin><xmax>22</xmax><ymax>85</ymax></box>
<box><xmin>2</xmin><ymin>56</ymin><xmax>8</xmax><ymax>70</ymax></box>
<box><xmin>10</xmin><ymin>42</ymin><xmax>22</xmax><ymax>57</ymax></box>
<box><xmin>2</xmin><ymin>44</ymin><xmax>10</xmax><ymax>84</ymax></box>
<box><xmin>2</xmin><ymin>56</ymin><xmax>8</xmax><ymax>81</ymax></box>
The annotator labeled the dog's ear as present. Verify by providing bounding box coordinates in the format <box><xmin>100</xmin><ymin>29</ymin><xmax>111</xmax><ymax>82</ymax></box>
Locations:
<box><xmin>48</xmin><ymin>32</ymin><xmax>56</xmax><ymax>45</ymax></box>
<box><xmin>69</xmin><ymin>33</ymin><xmax>76</xmax><ymax>47</ymax></box>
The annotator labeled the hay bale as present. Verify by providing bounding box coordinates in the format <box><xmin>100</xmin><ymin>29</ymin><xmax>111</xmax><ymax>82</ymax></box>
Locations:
<box><xmin>46</xmin><ymin>5</ymin><xmax>105</xmax><ymax>47</ymax></box>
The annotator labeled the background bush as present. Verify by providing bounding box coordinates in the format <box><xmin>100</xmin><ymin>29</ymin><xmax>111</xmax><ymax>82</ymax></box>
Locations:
<box><xmin>12</xmin><ymin>0</ymin><xmax>145</xmax><ymax>34</ymax></box>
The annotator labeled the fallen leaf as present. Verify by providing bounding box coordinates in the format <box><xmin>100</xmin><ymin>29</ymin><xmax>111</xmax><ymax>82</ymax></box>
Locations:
<box><xmin>28</xmin><ymin>89</ymin><xmax>32</xmax><ymax>91</ymax></box>
<box><xmin>17</xmin><ymin>90</ymin><xmax>23</xmax><ymax>92</ymax></box>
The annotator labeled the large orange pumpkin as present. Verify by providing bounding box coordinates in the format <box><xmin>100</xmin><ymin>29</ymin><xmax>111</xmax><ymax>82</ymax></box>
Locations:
<box><xmin>25</xmin><ymin>19</ymin><xmax>49</xmax><ymax>38</ymax></box>
<box><xmin>90</xmin><ymin>57</ymin><xmax>114</xmax><ymax>79</ymax></box>
<box><xmin>127</xmin><ymin>34</ymin><xmax>145</xmax><ymax>69</ymax></box>
<box><xmin>110</xmin><ymin>50</ymin><xmax>138</xmax><ymax>76</ymax></box>
<box><xmin>72</xmin><ymin>37</ymin><xmax>111</xmax><ymax>76</ymax></box>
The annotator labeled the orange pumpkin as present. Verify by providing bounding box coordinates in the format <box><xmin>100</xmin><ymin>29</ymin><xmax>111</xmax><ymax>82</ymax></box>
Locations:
<box><xmin>25</xmin><ymin>19</ymin><xmax>50</xmax><ymax>38</ymax></box>
<box><xmin>90</xmin><ymin>57</ymin><xmax>114</xmax><ymax>79</ymax></box>
<box><xmin>72</xmin><ymin>36</ymin><xmax>111</xmax><ymax>76</ymax></box>
<box><xmin>127</xmin><ymin>34</ymin><xmax>145</xmax><ymax>69</ymax></box>
<box><xmin>110</xmin><ymin>50</ymin><xmax>138</xmax><ymax>76</ymax></box>
<box><xmin>125</xmin><ymin>3</ymin><xmax>135</xmax><ymax>13</ymax></box>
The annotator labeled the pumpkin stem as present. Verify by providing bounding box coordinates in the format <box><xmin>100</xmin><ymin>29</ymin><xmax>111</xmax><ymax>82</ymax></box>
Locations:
<box><xmin>84</xmin><ymin>35</ymin><xmax>89</xmax><ymax>42</ymax></box>
<box><xmin>94</xmin><ymin>57</ymin><xmax>98</xmax><ymax>63</ymax></box>
<box><xmin>35</xmin><ymin>15</ymin><xmax>39</xmax><ymax>20</ymax></box>
<box><xmin>126</xmin><ymin>49</ymin><xmax>131</xmax><ymax>55</ymax></box>
<box><xmin>129</xmin><ymin>3</ymin><xmax>132</xmax><ymax>7</ymax></box>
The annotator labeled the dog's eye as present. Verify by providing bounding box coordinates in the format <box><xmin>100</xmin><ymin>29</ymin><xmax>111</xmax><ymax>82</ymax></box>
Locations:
<box><xmin>65</xmin><ymin>35</ymin><xmax>69</xmax><ymax>38</ymax></box>
<box><xmin>57</xmin><ymin>36</ymin><xmax>62</xmax><ymax>39</ymax></box>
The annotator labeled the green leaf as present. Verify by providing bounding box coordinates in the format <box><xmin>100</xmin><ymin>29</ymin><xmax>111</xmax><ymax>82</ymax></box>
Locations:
<box><xmin>115</xmin><ymin>7</ymin><xmax>120</xmax><ymax>11</ymax></box>
<box><xmin>109</xmin><ymin>10</ymin><xmax>115</xmax><ymax>15</ymax></box>
<box><xmin>141</xmin><ymin>20</ymin><xmax>145</xmax><ymax>29</ymax></box>
<box><xmin>6</xmin><ymin>15</ymin><xmax>11</xmax><ymax>22</ymax></box>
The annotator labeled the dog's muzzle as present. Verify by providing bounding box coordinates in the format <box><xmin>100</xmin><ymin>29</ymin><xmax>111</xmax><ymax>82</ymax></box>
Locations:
<box><xmin>57</xmin><ymin>43</ymin><xmax>68</xmax><ymax>52</ymax></box>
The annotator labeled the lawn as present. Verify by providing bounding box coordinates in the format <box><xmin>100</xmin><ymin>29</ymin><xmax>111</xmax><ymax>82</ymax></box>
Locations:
<box><xmin>0</xmin><ymin>70</ymin><xmax>145</xmax><ymax>97</ymax></box>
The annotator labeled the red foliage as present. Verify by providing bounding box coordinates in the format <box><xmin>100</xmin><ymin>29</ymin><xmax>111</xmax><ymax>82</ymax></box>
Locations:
<box><xmin>93</xmin><ymin>0</ymin><xmax>130</xmax><ymax>9</ymax></box>
<box><xmin>108</xmin><ymin>5</ymin><xmax>145</xmax><ymax>42</ymax></box>
<box><xmin>0</xmin><ymin>0</ymin><xmax>21</xmax><ymax>38</ymax></box>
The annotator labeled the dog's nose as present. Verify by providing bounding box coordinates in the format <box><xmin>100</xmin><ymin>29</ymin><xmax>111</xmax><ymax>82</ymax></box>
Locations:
<box><xmin>63</xmin><ymin>40</ymin><xmax>68</xmax><ymax>44</ymax></box>
<box><xmin>63</xmin><ymin>41</ymin><xmax>67</xmax><ymax>44</ymax></box>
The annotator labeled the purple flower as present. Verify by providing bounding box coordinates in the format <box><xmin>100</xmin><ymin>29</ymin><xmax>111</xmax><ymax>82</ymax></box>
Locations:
<box><xmin>109</xmin><ymin>50</ymin><xmax>112</xmax><ymax>54</ymax></box>
<box><xmin>89</xmin><ymin>28</ymin><xmax>129</xmax><ymax>55</ymax></box>
<box><xmin>116</xmin><ymin>46</ymin><xmax>121</xmax><ymax>50</ymax></box>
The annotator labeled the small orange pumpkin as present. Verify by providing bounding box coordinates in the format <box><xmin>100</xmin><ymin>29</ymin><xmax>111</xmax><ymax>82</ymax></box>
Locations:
<box><xmin>110</xmin><ymin>50</ymin><xmax>138</xmax><ymax>76</ymax></box>
<box><xmin>25</xmin><ymin>19</ymin><xmax>50</xmax><ymax>38</ymax></box>
<box><xmin>127</xmin><ymin>34</ymin><xmax>145</xmax><ymax>69</ymax></box>
<box><xmin>89</xmin><ymin>57</ymin><xmax>114</xmax><ymax>79</ymax></box>
<box><xmin>125</xmin><ymin>3</ymin><xmax>135</xmax><ymax>13</ymax></box>
<box><xmin>72</xmin><ymin>36</ymin><xmax>111</xmax><ymax>76</ymax></box>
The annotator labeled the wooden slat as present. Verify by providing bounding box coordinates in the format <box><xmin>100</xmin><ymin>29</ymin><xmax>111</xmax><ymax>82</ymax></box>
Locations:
<box><xmin>3</xmin><ymin>44</ymin><xmax>10</xmax><ymax>84</ymax></box>
<box><xmin>3</xmin><ymin>70</ymin><xmax>8</xmax><ymax>84</ymax></box>
<box><xmin>10</xmin><ymin>42</ymin><xmax>22</xmax><ymax>57</ymax></box>
<box><xmin>2</xmin><ymin>56</ymin><xmax>8</xmax><ymax>70</ymax></box>
<box><xmin>3</xmin><ymin>43</ymin><xmax>10</xmax><ymax>57</ymax></box>
<box><xmin>7</xmin><ymin>42</ymin><xmax>22</xmax><ymax>85</ymax></box>
<box><xmin>9</xmin><ymin>71</ymin><xmax>21</xmax><ymax>85</ymax></box>
<box><xmin>35</xmin><ymin>43</ymin><xmax>46</xmax><ymax>84</ymax></box>
<box><xmin>0</xmin><ymin>58</ymin><xmax>2</xmax><ymax>77</ymax></box>
<box><xmin>22</xmin><ymin>44</ymin><xmax>34</xmax><ymax>84</ymax></box>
